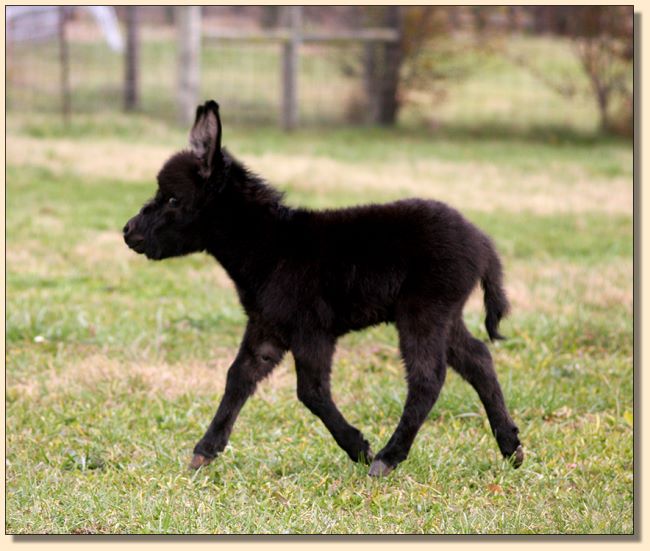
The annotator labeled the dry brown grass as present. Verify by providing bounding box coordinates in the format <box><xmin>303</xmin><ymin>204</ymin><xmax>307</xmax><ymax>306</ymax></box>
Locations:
<box><xmin>7</xmin><ymin>230</ymin><xmax>139</xmax><ymax>279</ymax></box>
<box><xmin>7</xmin><ymin>136</ymin><xmax>171</xmax><ymax>184</ymax></box>
<box><xmin>10</xmin><ymin>349</ymin><xmax>297</xmax><ymax>402</ymax></box>
<box><xmin>8</xmin><ymin>229</ymin><xmax>236</xmax><ymax>289</ymax></box>
<box><xmin>462</xmin><ymin>259</ymin><xmax>633</xmax><ymax>317</ymax></box>
<box><xmin>6</xmin><ymin>240</ymin><xmax>50</xmax><ymax>275</ymax></box>
<box><xmin>72</xmin><ymin>231</ymin><xmax>135</xmax><ymax>268</ymax></box>
<box><xmin>251</xmin><ymin>153</ymin><xmax>631</xmax><ymax>215</ymax></box>
<box><xmin>7</xmin><ymin>136</ymin><xmax>631</xmax><ymax>215</ymax></box>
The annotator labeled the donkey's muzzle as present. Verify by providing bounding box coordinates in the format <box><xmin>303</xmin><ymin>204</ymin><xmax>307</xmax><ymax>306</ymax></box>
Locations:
<box><xmin>123</xmin><ymin>218</ymin><xmax>146</xmax><ymax>253</ymax></box>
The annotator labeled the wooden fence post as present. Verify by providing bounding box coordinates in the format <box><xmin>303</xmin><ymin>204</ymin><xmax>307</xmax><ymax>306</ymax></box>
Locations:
<box><xmin>58</xmin><ymin>7</ymin><xmax>71</xmax><ymax>125</ymax></box>
<box><xmin>177</xmin><ymin>6</ymin><xmax>201</xmax><ymax>125</ymax></box>
<box><xmin>281</xmin><ymin>6</ymin><xmax>302</xmax><ymax>131</ymax></box>
<box><xmin>124</xmin><ymin>6</ymin><xmax>140</xmax><ymax>111</ymax></box>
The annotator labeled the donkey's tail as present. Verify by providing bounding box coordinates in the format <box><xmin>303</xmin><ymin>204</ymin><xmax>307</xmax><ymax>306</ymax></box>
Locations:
<box><xmin>481</xmin><ymin>242</ymin><xmax>510</xmax><ymax>342</ymax></box>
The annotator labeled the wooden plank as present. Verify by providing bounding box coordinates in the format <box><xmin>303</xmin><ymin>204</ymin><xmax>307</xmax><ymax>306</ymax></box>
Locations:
<box><xmin>203</xmin><ymin>28</ymin><xmax>398</xmax><ymax>43</ymax></box>
<box><xmin>303</xmin><ymin>29</ymin><xmax>399</xmax><ymax>43</ymax></box>
<box><xmin>204</xmin><ymin>28</ymin><xmax>292</xmax><ymax>42</ymax></box>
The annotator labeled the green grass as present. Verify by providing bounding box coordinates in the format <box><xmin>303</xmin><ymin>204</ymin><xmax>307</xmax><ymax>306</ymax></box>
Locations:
<box><xmin>5</xmin><ymin>112</ymin><xmax>633</xmax><ymax>534</ymax></box>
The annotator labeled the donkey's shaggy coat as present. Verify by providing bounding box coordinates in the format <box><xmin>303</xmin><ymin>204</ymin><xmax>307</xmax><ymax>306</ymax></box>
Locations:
<box><xmin>124</xmin><ymin>100</ymin><xmax>523</xmax><ymax>476</ymax></box>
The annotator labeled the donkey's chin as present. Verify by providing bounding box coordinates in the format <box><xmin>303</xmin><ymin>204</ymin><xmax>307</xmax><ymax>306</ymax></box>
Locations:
<box><xmin>144</xmin><ymin>245</ymin><xmax>194</xmax><ymax>261</ymax></box>
<box><xmin>126</xmin><ymin>241</ymin><xmax>146</xmax><ymax>256</ymax></box>
<box><xmin>144</xmin><ymin>248</ymin><xmax>166</xmax><ymax>261</ymax></box>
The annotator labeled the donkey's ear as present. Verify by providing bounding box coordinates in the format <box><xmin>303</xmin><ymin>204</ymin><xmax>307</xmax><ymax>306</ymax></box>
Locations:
<box><xmin>189</xmin><ymin>100</ymin><xmax>222</xmax><ymax>179</ymax></box>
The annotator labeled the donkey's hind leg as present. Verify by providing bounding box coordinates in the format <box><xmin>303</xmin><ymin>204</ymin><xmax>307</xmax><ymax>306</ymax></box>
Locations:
<box><xmin>447</xmin><ymin>318</ymin><xmax>523</xmax><ymax>467</ymax></box>
<box><xmin>369</xmin><ymin>303</ymin><xmax>450</xmax><ymax>477</ymax></box>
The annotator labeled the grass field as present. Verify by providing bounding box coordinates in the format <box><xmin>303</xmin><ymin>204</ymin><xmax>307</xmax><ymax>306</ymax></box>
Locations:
<box><xmin>5</xmin><ymin>107</ymin><xmax>633</xmax><ymax>534</ymax></box>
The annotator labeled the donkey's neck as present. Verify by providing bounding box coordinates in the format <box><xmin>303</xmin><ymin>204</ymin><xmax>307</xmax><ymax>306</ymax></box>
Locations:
<box><xmin>203</xmin><ymin>155</ymin><xmax>289</xmax><ymax>300</ymax></box>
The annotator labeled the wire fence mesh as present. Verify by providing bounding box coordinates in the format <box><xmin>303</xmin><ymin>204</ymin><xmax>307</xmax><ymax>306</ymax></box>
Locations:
<box><xmin>6</xmin><ymin>6</ymin><xmax>630</xmax><ymax>135</ymax></box>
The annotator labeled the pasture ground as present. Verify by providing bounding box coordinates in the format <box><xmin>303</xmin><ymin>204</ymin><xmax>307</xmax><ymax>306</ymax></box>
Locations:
<box><xmin>5</xmin><ymin>35</ymin><xmax>633</xmax><ymax>534</ymax></box>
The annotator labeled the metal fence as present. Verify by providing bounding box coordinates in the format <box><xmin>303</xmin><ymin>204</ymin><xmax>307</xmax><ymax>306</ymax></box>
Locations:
<box><xmin>6</xmin><ymin>6</ymin><xmax>614</xmax><ymax>135</ymax></box>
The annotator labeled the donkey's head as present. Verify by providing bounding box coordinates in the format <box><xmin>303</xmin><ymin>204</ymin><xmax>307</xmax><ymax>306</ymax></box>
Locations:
<box><xmin>123</xmin><ymin>100</ymin><xmax>225</xmax><ymax>260</ymax></box>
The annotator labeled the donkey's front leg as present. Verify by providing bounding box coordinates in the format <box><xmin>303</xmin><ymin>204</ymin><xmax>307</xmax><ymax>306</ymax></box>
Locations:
<box><xmin>293</xmin><ymin>336</ymin><xmax>373</xmax><ymax>464</ymax></box>
<box><xmin>190</xmin><ymin>322</ymin><xmax>286</xmax><ymax>469</ymax></box>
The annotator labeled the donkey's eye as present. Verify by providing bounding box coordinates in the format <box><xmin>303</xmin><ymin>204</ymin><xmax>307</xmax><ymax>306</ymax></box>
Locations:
<box><xmin>168</xmin><ymin>197</ymin><xmax>179</xmax><ymax>207</ymax></box>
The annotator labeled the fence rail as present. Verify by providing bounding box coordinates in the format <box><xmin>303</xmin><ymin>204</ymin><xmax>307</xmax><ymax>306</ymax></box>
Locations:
<box><xmin>201</xmin><ymin>7</ymin><xmax>399</xmax><ymax>129</ymax></box>
<box><xmin>203</xmin><ymin>28</ymin><xmax>399</xmax><ymax>43</ymax></box>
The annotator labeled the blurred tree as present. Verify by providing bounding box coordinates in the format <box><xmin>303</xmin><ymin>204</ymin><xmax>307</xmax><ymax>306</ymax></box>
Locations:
<box><xmin>349</xmin><ymin>5</ymin><xmax>632</xmax><ymax>132</ymax></box>
<box><xmin>400</xmin><ymin>7</ymin><xmax>456</xmax><ymax>92</ymax></box>
<box><xmin>358</xmin><ymin>6</ymin><xmax>466</xmax><ymax>125</ymax></box>
<box><xmin>399</xmin><ymin>7</ymin><xmax>488</xmax><ymax>126</ymax></box>
<box><xmin>508</xmin><ymin>6</ymin><xmax>633</xmax><ymax>135</ymax></box>
<box><xmin>363</xmin><ymin>6</ymin><xmax>403</xmax><ymax>125</ymax></box>
<box><xmin>568</xmin><ymin>6</ymin><xmax>633</xmax><ymax>134</ymax></box>
<box><xmin>359</xmin><ymin>6</ymin><xmax>487</xmax><ymax>126</ymax></box>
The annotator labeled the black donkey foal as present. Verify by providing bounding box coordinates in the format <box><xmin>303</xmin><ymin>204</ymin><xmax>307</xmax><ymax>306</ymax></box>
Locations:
<box><xmin>123</xmin><ymin>100</ymin><xmax>523</xmax><ymax>476</ymax></box>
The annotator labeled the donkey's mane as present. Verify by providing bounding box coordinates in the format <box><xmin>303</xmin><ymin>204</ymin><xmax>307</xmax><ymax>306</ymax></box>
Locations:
<box><xmin>223</xmin><ymin>149</ymin><xmax>286</xmax><ymax>211</ymax></box>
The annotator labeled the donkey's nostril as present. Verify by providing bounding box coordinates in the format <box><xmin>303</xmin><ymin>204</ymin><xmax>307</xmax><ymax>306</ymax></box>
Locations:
<box><xmin>123</xmin><ymin>222</ymin><xmax>132</xmax><ymax>236</ymax></box>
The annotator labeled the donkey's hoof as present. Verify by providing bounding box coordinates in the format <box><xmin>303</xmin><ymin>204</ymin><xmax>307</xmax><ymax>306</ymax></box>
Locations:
<box><xmin>369</xmin><ymin>459</ymin><xmax>394</xmax><ymax>477</ymax></box>
<box><xmin>189</xmin><ymin>453</ymin><xmax>212</xmax><ymax>470</ymax></box>
<box><xmin>509</xmin><ymin>445</ymin><xmax>524</xmax><ymax>469</ymax></box>
<box><xmin>358</xmin><ymin>447</ymin><xmax>374</xmax><ymax>465</ymax></box>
